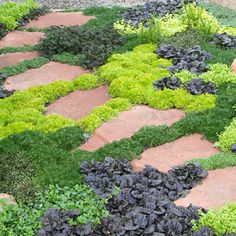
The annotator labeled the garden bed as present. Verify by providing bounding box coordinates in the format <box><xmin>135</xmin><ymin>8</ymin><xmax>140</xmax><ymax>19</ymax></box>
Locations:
<box><xmin>0</xmin><ymin>0</ymin><xmax>236</xmax><ymax>235</ymax></box>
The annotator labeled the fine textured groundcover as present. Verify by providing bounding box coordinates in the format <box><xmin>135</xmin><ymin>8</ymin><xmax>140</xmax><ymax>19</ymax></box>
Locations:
<box><xmin>0</xmin><ymin>1</ymin><xmax>236</xmax><ymax>235</ymax></box>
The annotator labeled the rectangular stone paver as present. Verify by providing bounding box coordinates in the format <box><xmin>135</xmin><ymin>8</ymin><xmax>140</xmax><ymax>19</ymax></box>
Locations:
<box><xmin>0</xmin><ymin>51</ymin><xmax>39</xmax><ymax>69</ymax></box>
<box><xmin>24</xmin><ymin>12</ymin><xmax>94</xmax><ymax>28</ymax></box>
<box><xmin>4</xmin><ymin>61</ymin><xmax>87</xmax><ymax>91</ymax></box>
<box><xmin>0</xmin><ymin>31</ymin><xmax>44</xmax><ymax>48</ymax></box>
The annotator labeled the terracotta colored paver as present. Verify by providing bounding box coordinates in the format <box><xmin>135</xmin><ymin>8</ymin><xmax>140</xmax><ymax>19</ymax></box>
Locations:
<box><xmin>81</xmin><ymin>106</ymin><xmax>185</xmax><ymax>151</ymax></box>
<box><xmin>232</xmin><ymin>58</ymin><xmax>236</xmax><ymax>73</ymax></box>
<box><xmin>25</xmin><ymin>12</ymin><xmax>94</xmax><ymax>28</ymax></box>
<box><xmin>0</xmin><ymin>31</ymin><xmax>44</xmax><ymax>48</ymax></box>
<box><xmin>175</xmin><ymin>167</ymin><xmax>236</xmax><ymax>209</ymax></box>
<box><xmin>0</xmin><ymin>51</ymin><xmax>39</xmax><ymax>69</ymax></box>
<box><xmin>4</xmin><ymin>61</ymin><xmax>87</xmax><ymax>91</ymax></box>
<box><xmin>46</xmin><ymin>86</ymin><xmax>110</xmax><ymax>120</ymax></box>
<box><xmin>132</xmin><ymin>134</ymin><xmax>220</xmax><ymax>172</ymax></box>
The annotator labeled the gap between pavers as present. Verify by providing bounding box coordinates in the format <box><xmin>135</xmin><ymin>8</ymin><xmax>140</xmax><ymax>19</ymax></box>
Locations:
<box><xmin>81</xmin><ymin>106</ymin><xmax>185</xmax><ymax>151</ymax></box>
<box><xmin>132</xmin><ymin>134</ymin><xmax>220</xmax><ymax>172</ymax></box>
<box><xmin>4</xmin><ymin>61</ymin><xmax>87</xmax><ymax>91</ymax></box>
<box><xmin>46</xmin><ymin>86</ymin><xmax>110</xmax><ymax>120</ymax></box>
<box><xmin>175</xmin><ymin>166</ymin><xmax>236</xmax><ymax>209</ymax></box>
<box><xmin>24</xmin><ymin>12</ymin><xmax>94</xmax><ymax>28</ymax></box>
<box><xmin>0</xmin><ymin>51</ymin><xmax>39</xmax><ymax>69</ymax></box>
<box><xmin>0</xmin><ymin>31</ymin><xmax>44</xmax><ymax>48</ymax></box>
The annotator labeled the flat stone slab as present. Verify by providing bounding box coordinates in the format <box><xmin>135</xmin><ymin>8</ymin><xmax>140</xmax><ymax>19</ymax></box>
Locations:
<box><xmin>46</xmin><ymin>86</ymin><xmax>110</xmax><ymax>120</ymax></box>
<box><xmin>0</xmin><ymin>31</ymin><xmax>44</xmax><ymax>48</ymax></box>
<box><xmin>4</xmin><ymin>61</ymin><xmax>87</xmax><ymax>91</ymax></box>
<box><xmin>0</xmin><ymin>51</ymin><xmax>39</xmax><ymax>69</ymax></box>
<box><xmin>175</xmin><ymin>167</ymin><xmax>236</xmax><ymax>209</ymax></box>
<box><xmin>232</xmin><ymin>58</ymin><xmax>236</xmax><ymax>74</ymax></box>
<box><xmin>132</xmin><ymin>134</ymin><xmax>219</xmax><ymax>172</ymax></box>
<box><xmin>25</xmin><ymin>12</ymin><xmax>94</xmax><ymax>28</ymax></box>
<box><xmin>81</xmin><ymin>106</ymin><xmax>185</xmax><ymax>151</ymax></box>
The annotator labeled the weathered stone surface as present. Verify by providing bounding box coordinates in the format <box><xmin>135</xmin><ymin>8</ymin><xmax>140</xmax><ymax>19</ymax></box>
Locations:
<box><xmin>46</xmin><ymin>86</ymin><xmax>110</xmax><ymax>120</ymax></box>
<box><xmin>132</xmin><ymin>134</ymin><xmax>220</xmax><ymax>172</ymax></box>
<box><xmin>232</xmin><ymin>58</ymin><xmax>236</xmax><ymax>73</ymax></box>
<box><xmin>0</xmin><ymin>51</ymin><xmax>39</xmax><ymax>69</ymax></box>
<box><xmin>0</xmin><ymin>194</ymin><xmax>17</xmax><ymax>212</ymax></box>
<box><xmin>175</xmin><ymin>167</ymin><xmax>236</xmax><ymax>209</ymax></box>
<box><xmin>25</xmin><ymin>12</ymin><xmax>94</xmax><ymax>28</ymax></box>
<box><xmin>4</xmin><ymin>61</ymin><xmax>87</xmax><ymax>91</ymax></box>
<box><xmin>0</xmin><ymin>31</ymin><xmax>44</xmax><ymax>48</ymax></box>
<box><xmin>209</xmin><ymin>0</ymin><xmax>236</xmax><ymax>11</ymax></box>
<box><xmin>81</xmin><ymin>106</ymin><xmax>185</xmax><ymax>151</ymax></box>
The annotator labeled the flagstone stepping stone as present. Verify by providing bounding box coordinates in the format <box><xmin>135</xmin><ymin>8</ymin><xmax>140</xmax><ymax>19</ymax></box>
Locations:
<box><xmin>25</xmin><ymin>12</ymin><xmax>94</xmax><ymax>29</ymax></box>
<box><xmin>4</xmin><ymin>61</ymin><xmax>87</xmax><ymax>91</ymax></box>
<box><xmin>232</xmin><ymin>58</ymin><xmax>236</xmax><ymax>73</ymax></box>
<box><xmin>132</xmin><ymin>134</ymin><xmax>220</xmax><ymax>172</ymax></box>
<box><xmin>175</xmin><ymin>167</ymin><xmax>236</xmax><ymax>209</ymax></box>
<box><xmin>0</xmin><ymin>51</ymin><xmax>39</xmax><ymax>69</ymax></box>
<box><xmin>81</xmin><ymin>106</ymin><xmax>185</xmax><ymax>151</ymax></box>
<box><xmin>46</xmin><ymin>86</ymin><xmax>110</xmax><ymax>120</ymax></box>
<box><xmin>0</xmin><ymin>31</ymin><xmax>44</xmax><ymax>48</ymax></box>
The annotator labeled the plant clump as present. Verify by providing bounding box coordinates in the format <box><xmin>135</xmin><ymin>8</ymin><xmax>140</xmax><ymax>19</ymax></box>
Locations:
<box><xmin>186</xmin><ymin>78</ymin><xmax>216</xmax><ymax>95</ymax></box>
<box><xmin>155</xmin><ymin>44</ymin><xmax>212</xmax><ymax>74</ymax></box>
<box><xmin>153</xmin><ymin>76</ymin><xmax>183</xmax><ymax>90</ymax></box>
<box><xmin>213</xmin><ymin>32</ymin><xmax>236</xmax><ymax>48</ymax></box>
<box><xmin>122</xmin><ymin>0</ymin><xmax>197</xmax><ymax>27</ymax></box>
<box><xmin>39</xmin><ymin>26</ymin><xmax>126</xmax><ymax>69</ymax></box>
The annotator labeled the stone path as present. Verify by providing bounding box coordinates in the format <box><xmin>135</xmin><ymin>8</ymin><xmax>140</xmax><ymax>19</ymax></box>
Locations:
<box><xmin>132</xmin><ymin>134</ymin><xmax>220</xmax><ymax>172</ymax></box>
<box><xmin>81</xmin><ymin>106</ymin><xmax>185</xmax><ymax>151</ymax></box>
<box><xmin>4</xmin><ymin>61</ymin><xmax>87</xmax><ymax>91</ymax></box>
<box><xmin>0</xmin><ymin>31</ymin><xmax>44</xmax><ymax>48</ymax></box>
<box><xmin>175</xmin><ymin>167</ymin><xmax>236</xmax><ymax>209</ymax></box>
<box><xmin>46</xmin><ymin>86</ymin><xmax>110</xmax><ymax>120</ymax></box>
<box><xmin>25</xmin><ymin>12</ymin><xmax>94</xmax><ymax>28</ymax></box>
<box><xmin>0</xmin><ymin>51</ymin><xmax>39</xmax><ymax>69</ymax></box>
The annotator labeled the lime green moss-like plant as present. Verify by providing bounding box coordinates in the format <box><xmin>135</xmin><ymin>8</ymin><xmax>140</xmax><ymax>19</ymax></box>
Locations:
<box><xmin>218</xmin><ymin>118</ymin><xmax>236</xmax><ymax>151</ymax></box>
<box><xmin>0</xmin><ymin>73</ymin><xmax>101</xmax><ymax>139</ymax></box>
<box><xmin>100</xmin><ymin>43</ymin><xmax>216</xmax><ymax>112</ymax></box>
<box><xmin>192</xmin><ymin>203</ymin><xmax>236</xmax><ymax>236</ymax></box>
<box><xmin>78</xmin><ymin>98</ymin><xmax>132</xmax><ymax>133</ymax></box>
<box><xmin>0</xmin><ymin>0</ymin><xmax>38</xmax><ymax>30</ymax></box>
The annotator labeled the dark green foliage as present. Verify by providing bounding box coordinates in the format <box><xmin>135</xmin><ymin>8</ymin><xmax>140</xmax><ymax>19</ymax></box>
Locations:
<box><xmin>51</xmin><ymin>52</ymin><xmax>82</xmax><ymax>66</ymax></box>
<box><xmin>202</xmin><ymin>42</ymin><xmax>236</xmax><ymax>66</ymax></box>
<box><xmin>0</xmin><ymin>23</ymin><xmax>7</xmax><ymax>39</ymax></box>
<box><xmin>82</xmin><ymin>6</ymin><xmax>125</xmax><ymax>29</ymax></box>
<box><xmin>47</xmin><ymin>126</ymin><xmax>85</xmax><ymax>151</ymax></box>
<box><xmin>187</xmin><ymin>152</ymin><xmax>236</xmax><ymax>171</ymax></box>
<box><xmin>0</xmin><ymin>57</ymin><xmax>49</xmax><ymax>78</ymax></box>
<box><xmin>200</xmin><ymin>2</ymin><xmax>236</xmax><ymax>27</ymax></box>
<box><xmin>0</xmin><ymin>45</ymin><xmax>36</xmax><ymax>55</ymax></box>
<box><xmin>39</xmin><ymin>26</ymin><xmax>126</xmax><ymax>69</ymax></box>
<box><xmin>160</xmin><ymin>29</ymin><xmax>207</xmax><ymax>49</ymax></box>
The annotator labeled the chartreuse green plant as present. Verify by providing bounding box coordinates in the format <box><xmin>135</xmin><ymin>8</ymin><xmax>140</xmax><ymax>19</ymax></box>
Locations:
<box><xmin>186</xmin><ymin>152</ymin><xmax>236</xmax><ymax>171</ymax></box>
<box><xmin>0</xmin><ymin>185</ymin><xmax>108</xmax><ymax>236</ymax></box>
<box><xmin>99</xmin><ymin>43</ymin><xmax>217</xmax><ymax>111</ymax></box>
<box><xmin>192</xmin><ymin>203</ymin><xmax>236</xmax><ymax>236</ymax></box>
<box><xmin>175</xmin><ymin>64</ymin><xmax>236</xmax><ymax>85</ymax></box>
<box><xmin>0</xmin><ymin>57</ymin><xmax>49</xmax><ymax>78</ymax></box>
<box><xmin>0</xmin><ymin>0</ymin><xmax>38</xmax><ymax>30</ymax></box>
<box><xmin>0</xmin><ymin>73</ymin><xmax>101</xmax><ymax>139</ymax></box>
<box><xmin>78</xmin><ymin>98</ymin><xmax>132</xmax><ymax>133</ymax></box>
<box><xmin>218</xmin><ymin>118</ymin><xmax>236</xmax><ymax>151</ymax></box>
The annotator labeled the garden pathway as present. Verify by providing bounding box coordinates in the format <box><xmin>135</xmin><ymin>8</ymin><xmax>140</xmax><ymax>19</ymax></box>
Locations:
<box><xmin>0</xmin><ymin>11</ymin><xmax>234</xmax><ymax>211</ymax></box>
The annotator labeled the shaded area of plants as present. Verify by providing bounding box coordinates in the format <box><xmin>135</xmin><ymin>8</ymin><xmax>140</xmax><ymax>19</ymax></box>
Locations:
<box><xmin>38</xmin><ymin>26</ymin><xmax>126</xmax><ymax>69</ymax></box>
<box><xmin>37</xmin><ymin>157</ymin><xmax>208</xmax><ymax>235</ymax></box>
